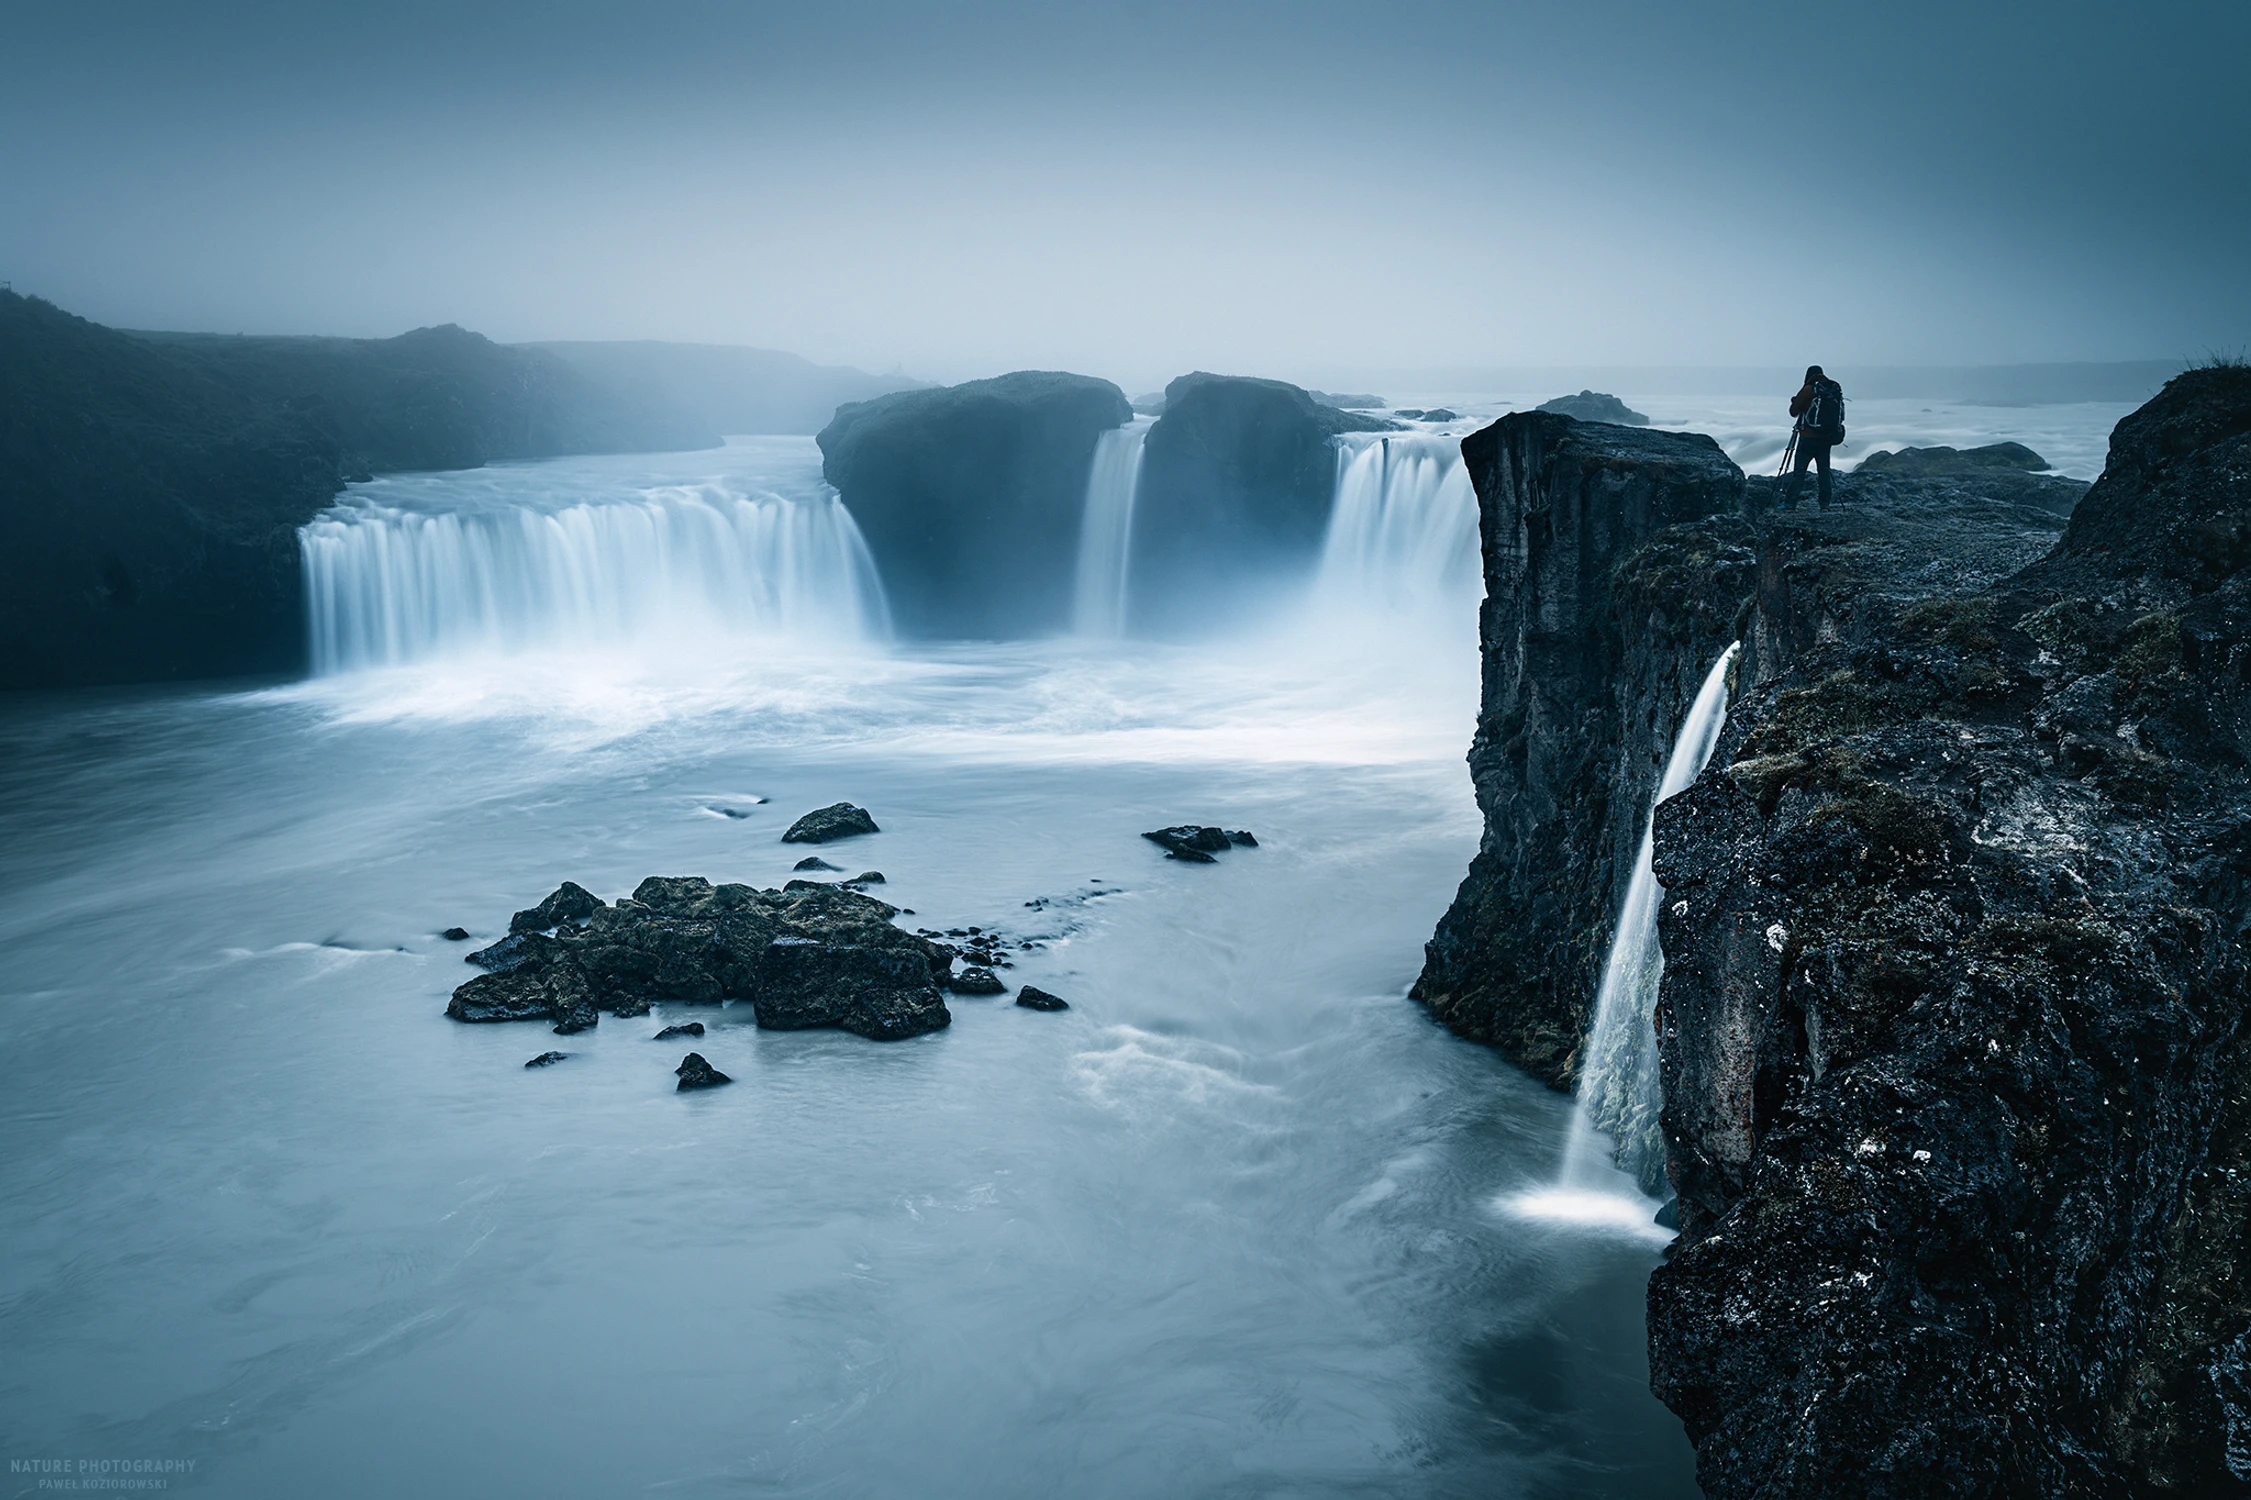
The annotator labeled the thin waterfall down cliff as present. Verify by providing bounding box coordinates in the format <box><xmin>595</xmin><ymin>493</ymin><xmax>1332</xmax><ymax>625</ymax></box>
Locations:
<box><xmin>301</xmin><ymin>480</ymin><xmax>890</xmax><ymax>673</ymax></box>
<box><xmin>1560</xmin><ymin>641</ymin><xmax>1739</xmax><ymax>1196</ymax></box>
<box><xmin>1071</xmin><ymin>420</ymin><xmax>1150</xmax><ymax>638</ymax></box>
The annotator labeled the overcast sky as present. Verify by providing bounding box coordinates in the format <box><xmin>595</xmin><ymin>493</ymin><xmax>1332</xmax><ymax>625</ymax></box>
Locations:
<box><xmin>3</xmin><ymin>0</ymin><xmax>2245</xmax><ymax>390</ymax></box>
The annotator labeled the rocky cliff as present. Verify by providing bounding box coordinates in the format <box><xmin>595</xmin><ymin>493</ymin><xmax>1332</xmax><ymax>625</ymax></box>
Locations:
<box><xmin>1411</xmin><ymin>413</ymin><xmax>1748</xmax><ymax>1083</ymax></box>
<box><xmin>816</xmin><ymin>371</ymin><xmax>1131</xmax><ymax>637</ymax></box>
<box><xmin>1425</xmin><ymin>373</ymin><xmax>2251</xmax><ymax>1493</ymax></box>
<box><xmin>1644</xmin><ymin>368</ymin><xmax>2251</xmax><ymax>1496</ymax></box>
<box><xmin>1128</xmin><ymin>372</ymin><xmax>1393</xmax><ymax>635</ymax></box>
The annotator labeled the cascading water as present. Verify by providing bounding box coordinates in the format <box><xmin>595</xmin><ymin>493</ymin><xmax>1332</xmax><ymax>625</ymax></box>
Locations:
<box><xmin>1312</xmin><ymin>433</ymin><xmax>1480</xmax><ymax>617</ymax></box>
<box><xmin>1071</xmin><ymin>419</ymin><xmax>1149</xmax><ymax>637</ymax></box>
<box><xmin>1510</xmin><ymin>642</ymin><xmax>1739</xmax><ymax>1232</ymax></box>
<box><xmin>300</xmin><ymin>478</ymin><xmax>891</xmax><ymax>672</ymax></box>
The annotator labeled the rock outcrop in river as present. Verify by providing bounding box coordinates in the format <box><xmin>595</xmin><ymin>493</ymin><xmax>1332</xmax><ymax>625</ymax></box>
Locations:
<box><xmin>450</xmin><ymin>876</ymin><xmax>955</xmax><ymax>1041</ymax></box>
<box><xmin>816</xmin><ymin>370</ymin><xmax>1132</xmax><ymax>636</ymax></box>
<box><xmin>1428</xmin><ymin>371</ymin><xmax>2251</xmax><ymax>1493</ymax></box>
<box><xmin>1128</xmin><ymin>373</ymin><xmax>1394</xmax><ymax>634</ymax></box>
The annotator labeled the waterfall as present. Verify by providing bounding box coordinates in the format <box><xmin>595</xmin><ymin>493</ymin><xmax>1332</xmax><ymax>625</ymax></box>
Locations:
<box><xmin>1312</xmin><ymin>434</ymin><xmax>1480</xmax><ymax>616</ymax></box>
<box><xmin>1071</xmin><ymin>420</ymin><xmax>1149</xmax><ymax>637</ymax></box>
<box><xmin>1562</xmin><ymin>642</ymin><xmax>1741</xmax><ymax>1193</ymax></box>
<box><xmin>300</xmin><ymin>482</ymin><xmax>891</xmax><ymax>673</ymax></box>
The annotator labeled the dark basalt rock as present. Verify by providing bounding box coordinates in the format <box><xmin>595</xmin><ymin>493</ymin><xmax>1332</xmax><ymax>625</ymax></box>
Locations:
<box><xmin>1226</xmin><ymin>829</ymin><xmax>1258</xmax><ymax>847</ymax></box>
<box><xmin>1142</xmin><ymin>825</ymin><xmax>1237</xmax><ymax>861</ymax></box>
<box><xmin>817</xmin><ymin>370</ymin><xmax>1132</xmax><ymax>636</ymax></box>
<box><xmin>440</xmin><ymin>927</ymin><xmax>471</xmax><ymax>941</ymax></box>
<box><xmin>1412</xmin><ymin>413</ymin><xmax>1750</xmax><ymax>1084</ymax></box>
<box><xmin>847</xmin><ymin>871</ymin><xmax>885</xmax><ymax>885</ymax></box>
<box><xmin>524</xmin><ymin>1051</ymin><xmax>570</xmax><ymax>1068</ymax></box>
<box><xmin>1857</xmin><ymin>439</ymin><xmax>2050</xmax><ymax>475</ymax></box>
<box><xmin>951</xmin><ymin>966</ymin><xmax>1006</xmax><ymax>995</ymax></box>
<box><xmin>793</xmin><ymin>856</ymin><xmax>842</xmax><ymax>871</ymax></box>
<box><xmin>1535</xmin><ymin>390</ymin><xmax>1649</xmax><ymax>425</ymax></box>
<box><xmin>1415</xmin><ymin>407</ymin><xmax>1459</xmax><ymax>422</ymax></box>
<box><xmin>464</xmin><ymin>930</ymin><xmax>565</xmax><ymax>973</ymax></box>
<box><xmin>447</xmin><ymin>878</ymin><xmax>952</xmax><ymax>1041</ymax></box>
<box><xmin>1480</xmin><ymin>367</ymin><xmax>2251</xmax><ymax>1496</ymax></box>
<box><xmin>652</xmin><ymin>1022</ymin><xmax>705</xmax><ymax>1040</ymax></box>
<box><xmin>509</xmin><ymin>880</ymin><xmax>603</xmax><ymax>934</ymax></box>
<box><xmin>1015</xmin><ymin>986</ymin><xmax>1069</xmax><ymax>1011</ymax></box>
<box><xmin>1130</xmin><ymin>372</ymin><xmax>1396</xmax><ymax>634</ymax></box>
<box><xmin>674</xmin><ymin>1052</ymin><xmax>732</xmax><ymax>1090</ymax></box>
<box><xmin>783</xmin><ymin>803</ymin><xmax>879</xmax><ymax>843</ymax></box>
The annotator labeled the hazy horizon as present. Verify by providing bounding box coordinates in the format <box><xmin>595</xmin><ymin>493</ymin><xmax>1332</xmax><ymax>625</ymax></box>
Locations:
<box><xmin>5</xmin><ymin>0</ymin><xmax>2245</xmax><ymax>394</ymax></box>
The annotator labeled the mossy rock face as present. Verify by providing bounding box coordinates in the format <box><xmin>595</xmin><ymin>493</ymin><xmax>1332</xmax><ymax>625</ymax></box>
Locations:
<box><xmin>1642</xmin><ymin>368</ymin><xmax>2251</xmax><ymax>1497</ymax></box>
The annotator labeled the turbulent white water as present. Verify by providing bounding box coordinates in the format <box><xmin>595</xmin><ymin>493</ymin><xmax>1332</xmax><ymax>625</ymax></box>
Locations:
<box><xmin>301</xmin><ymin>442</ymin><xmax>890</xmax><ymax>672</ymax></box>
<box><xmin>1558</xmin><ymin>643</ymin><xmax>1741</xmax><ymax>1196</ymax></box>
<box><xmin>1313</xmin><ymin>433</ymin><xmax>1481</xmax><ymax>621</ymax></box>
<box><xmin>1071</xmin><ymin>419</ymin><xmax>1150</xmax><ymax>637</ymax></box>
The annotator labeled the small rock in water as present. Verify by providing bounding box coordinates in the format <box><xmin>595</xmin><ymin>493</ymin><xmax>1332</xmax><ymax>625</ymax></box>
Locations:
<box><xmin>1417</xmin><ymin>408</ymin><xmax>1459</xmax><ymax>422</ymax></box>
<box><xmin>653</xmin><ymin>1022</ymin><xmax>705</xmax><ymax>1040</ymax></box>
<box><xmin>1225</xmin><ymin>830</ymin><xmax>1258</xmax><ymax>847</ymax></box>
<box><xmin>1015</xmin><ymin>986</ymin><xmax>1069</xmax><ymax>1011</ymax></box>
<box><xmin>847</xmin><ymin>871</ymin><xmax>885</xmax><ymax>885</ymax></box>
<box><xmin>675</xmin><ymin>1052</ymin><xmax>733</xmax><ymax>1090</ymax></box>
<box><xmin>794</xmin><ymin>856</ymin><xmax>843</xmax><ymax>871</ymax></box>
<box><xmin>783</xmin><ymin>878</ymin><xmax>829</xmax><ymax>892</ymax></box>
<box><xmin>1143</xmin><ymin>825</ymin><xmax>1234</xmax><ymax>861</ymax></box>
<box><xmin>706</xmin><ymin>805</ymin><xmax>754</xmax><ymax>820</ymax></box>
<box><xmin>524</xmin><ymin>1051</ymin><xmax>570</xmax><ymax>1068</ymax></box>
<box><xmin>440</xmin><ymin>926</ymin><xmax>472</xmax><ymax>941</ymax></box>
<box><xmin>782</xmin><ymin>803</ymin><xmax>879</xmax><ymax>844</ymax></box>
<box><xmin>509</xmin><ymin>880</ymin><xmax>603</xmax><ymax>935</ymax></box>
<box><xmin>952</xmin><ymin>966</ymin><xmax>1006</xmax><ymax>995</ymax></box>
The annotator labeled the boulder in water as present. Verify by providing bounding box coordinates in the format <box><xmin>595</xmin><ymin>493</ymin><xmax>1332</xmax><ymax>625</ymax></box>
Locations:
<box><xmin>783</xmin><ymin>803</ymin><xmax>879</xmax><ymax>843</ymax></box>
<box><xmin>1142</xmin><ymin>825</ymin><xmax>1240</xmax><ymax>861</ymax></box>
<box><xmin>440</xmin><ymin>926</ymin><xmax>471</xmax><ymax>942</ymax></box>
<box><xmin>524</xmin><ymin>1051</ymin><xmax>570</xmax><ymax>1068</ymax></box>
<box><xmin>448</xmin><ymin>877</ymin><xmax>951</xmax><ymax>1042</ymax></box>
<box><xmin>1131</xmin><ymin>373</ymin><xmax>1396</xmax><ymax>634</ymax></box>
<box><xmin>1534</xmin><ymin>390</ymin><xmax>1650</xmax><ymax>425</ymax></box>
<box><xmin>509</xmin><ymin>881</ymin><xmax>603</xmax><ymax>935</ymax></box>
<box><xmin>817</xmin><ymin>370</ymin><xmax>1132</xmax><ymax>636</ymax></box>
<box><xmin>951</xmin><ymin>966</ymin><xmax>1006</xmax><ymax>995</ymax></box>
<box><xmin>1416</xmin><ymin>407</ymin><xmax>1460</xmax><ymax>422</ymax></box>
<box><xmin>846</xmin><ymin>871</ymin><xmax>885</xmax><ymax>885</ymax></box>
<box><xmin>674</xmin><ymin>1052</ymin><xmax>732</xmax><ymax>1090</ymax></box>
<box><xmin>793</xmin><ymin>856</ymin><xmax>843</xmax><ymax>871</ymax></box>
<box><xmin>1014</xmin><ymin>986</ymin><xmax>1069</xmax><ymax>1011</ymax></box>
<box><xmin>652</xmin><ymin>1022</ymin><xmax>705</xmax><ymax>1040</ymax></box>
<box><xmin>1306</xmin><ymin>391</ymin><xmax>1387</xmax><ymax>410</ymax></box>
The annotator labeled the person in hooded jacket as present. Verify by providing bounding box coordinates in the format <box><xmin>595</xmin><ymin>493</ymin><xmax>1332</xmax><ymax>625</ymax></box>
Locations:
<box><xmin>1782</xmin><ymin>365</ymin><xmax>1845</xmax><ymax>510</ymax></box>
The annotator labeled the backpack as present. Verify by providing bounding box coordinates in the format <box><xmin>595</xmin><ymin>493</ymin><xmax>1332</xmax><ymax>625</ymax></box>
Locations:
<box><xmin>1806</xmin><ymin>379</ymin><xmax>1846</xmax><ymax>445</ymax></box>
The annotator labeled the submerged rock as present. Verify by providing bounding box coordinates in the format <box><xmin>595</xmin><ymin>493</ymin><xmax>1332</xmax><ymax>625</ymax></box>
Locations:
<box><xmin>1014</xmin><ymin>986</ymin><xmax>1069</xmax><ymax>1012</ymax></box>
<box><xmin>509</xmin><ymin>880</ymin><xmax>603</xmax><ymax>935</ymax></box>
<box><xmin>674</xmin><ymin>1052</ymin><xmax>732</xmax><ymax>1090</ymax></box>
<box><xmin>817</xmin><ymin>370</ymin><xmax>1132</xmax><ymax>636</ymax></box>
<box><xmin>1534</xmin><ymin>389</ymin><xmax>1649</xmax><ymax>425</ymax></box>
<box><xmin>793</xmin><ymin>856</ymin><xmax>842</xmax><ymax>871</ymax></box>
<box><xmin>783</xmin><ymin>803</ymin><xmax>879</xmax><ymax>843</ymax></box>
<box><xmin>652</xmin><ymin>1022</ymin><xmax>705</xmax><ymax>1040</ymax></box>
<box><xmin>951</xmin><ymin>966</ymin><xmax>1006</xmax><ymax>995</ymax></box>
<box><xmin>446</xmin><ymin>878</ymin><xmax>952</xmax><ymax>1041</ymax></box>
<box><xmin>440</xmin><ymin>926</ymin><xmax>471</xmax><ymax>941</ymax></box>
<box><xmin>524</xmin><ymin>1051</ymin><xmax>570</xmax><ymax>1068</ymax></box>
<box><xmin>846</xmin><ymin>871</ymin><xmax>885</xmax><ymax>885</ymax></box>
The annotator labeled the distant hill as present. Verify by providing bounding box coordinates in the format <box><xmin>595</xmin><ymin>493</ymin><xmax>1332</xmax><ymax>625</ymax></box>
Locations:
<box><xmin>529</xmin><ymin>340</ymin><xmax>924</xmax><ymax>436</ymax></box>
<box><xmin>137</xmin><ymin>326</ymin><xmax>716</xmax><ymax>475</ymax></box>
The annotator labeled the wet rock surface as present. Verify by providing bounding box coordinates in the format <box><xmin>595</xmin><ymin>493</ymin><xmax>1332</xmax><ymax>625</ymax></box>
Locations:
<box><xmin>652</xmin><ymin>1022</ymin><xmax>704</xmax><ymax>1040</ymax></box>
<box><xmin>447</xmin><ymin>876</ymin><xmax>952</xmax><ymax>1041</ymax></box>
<box><xmin>439</xmin><ymin>926</ymin><xmax>471</xmax><ymax>941</ymax></box>
<box><xmin>1629</xmin><ymin>369</ymin><xmax>2251</xmax><ymax>1495</ymax></box>
<box><xmin>950</xmin><ymin>966</ymin><xmax>1005</xmax><ymax>995</ymax></box>
<box><xmin>523</xmin><ymin>1051</ymin><xmax>570</xmax><ymax>1068</ymax></box>
<box><xmin>1014</xmin><ymin>986</ymin><xmax>1069</xmax><ymax>1012</ymax></box>
<box><xmin>1142</xmin><ymin>825</ymin><xmax>1255</xmax><ymax>862</ymax></box>
<box><xmin>782</xmin><ymin>803</ymin><xmax>879</xmax><ymax>843</ymax></box>
<box><xmin>674</xmin><ymin>1052</ymin><xmax>732</xmax><ymax>1090</ymax></box>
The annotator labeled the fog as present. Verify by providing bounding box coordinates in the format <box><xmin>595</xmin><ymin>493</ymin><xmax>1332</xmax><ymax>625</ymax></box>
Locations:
<box><xmin>3</xmin><ymin>0</ymin><xmax>2246</xmax><ymax>389</ymax></box>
